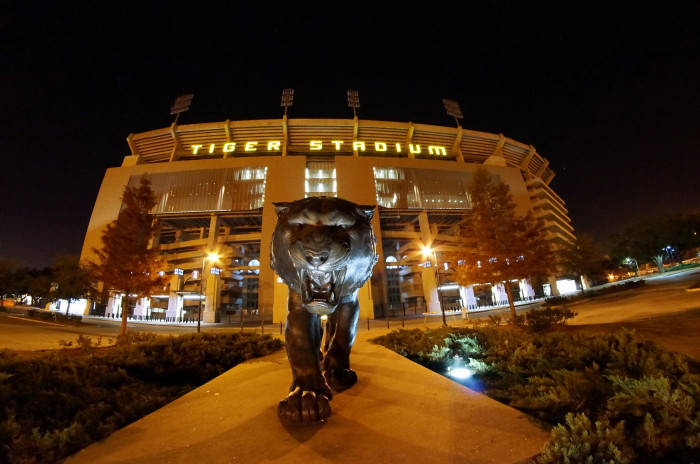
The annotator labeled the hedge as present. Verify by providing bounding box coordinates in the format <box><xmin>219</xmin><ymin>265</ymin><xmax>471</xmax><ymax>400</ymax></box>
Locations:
<box><xmin>0</xmin><ymin>332</ymin><xmax>283</xmax><ymax>463</ymax></box>
<box><xmin>373</xmin><ymin>327</ymin><xmax>700</xmax><ymax>463</ymax></box>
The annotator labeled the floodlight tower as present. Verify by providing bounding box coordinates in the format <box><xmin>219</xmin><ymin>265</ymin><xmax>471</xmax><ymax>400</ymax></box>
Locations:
<box><xmin>281</xmin><ymin>88</ymin><xmax>294</xmax><ymax>116</ymax></box>
<box><xmin>170</xmin><ymin>94</ymin><xmax>194</xmax><ymax>124</ymax></box>
<box><xmin>442</xmin><ymin>98</ymin><xmax>463</xmax><ymax>127</ymax></box>
<box><xmin>347</xmin><ymin>89</ymin><xmax>360</xmax><ymax>118</ymax></box>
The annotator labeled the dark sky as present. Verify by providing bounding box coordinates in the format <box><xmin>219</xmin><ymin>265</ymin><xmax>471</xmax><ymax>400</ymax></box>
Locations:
<box><xmin>2</xmin><ymin>4</ymin><xmax>699</xmax><ymax>267</ymax></box>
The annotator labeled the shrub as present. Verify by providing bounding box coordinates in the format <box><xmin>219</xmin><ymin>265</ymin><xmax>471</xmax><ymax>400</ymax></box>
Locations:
<box><xmin>538</xmin><ymin>412</ymin><xmax>634</xmax><ymax>464</ymax></box>
<box><xmin>487</xmin><ymin>315</ymin><xmax>502</xmax><ymax>327</ymax></box>
<box><xmin>0</xmin><ymin>333</ymin><xmax>283</xmax><ymax>463</ymax></box>
<box><xmin>526</xmin><ymin>305</ymin><xmax>576</xmax><ymax>332</ymax></box>
<box><xmin>546</xmin><ymin>279</ymin><xmax>645</xmax><ymax>305</ymax></box>
<box><xmin>373</xmin><ymin>327</ymin><xmax>699</xmax><ymax>462</ymax></box>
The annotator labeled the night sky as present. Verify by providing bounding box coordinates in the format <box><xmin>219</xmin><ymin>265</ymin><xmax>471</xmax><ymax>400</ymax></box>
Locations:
<box><xmin>3</xmin><ymin>4</ymin><xmax>699</xmax><ymax>267</ymax></box>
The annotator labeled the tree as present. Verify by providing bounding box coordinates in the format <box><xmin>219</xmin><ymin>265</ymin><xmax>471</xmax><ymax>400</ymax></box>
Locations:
<box><xmin>0</xmin><ymin>259</ymin><xmax>29</xmax><ymax>308</ymax></box>
<box><xmin>609</xmin><ymin>213</ymin><xmax>700</xmax><ymax>272</ymax></box>
<box><xmin>91</xmin><ymin>176</ymin><xmax>167</xmax><ymax>336</ymax></box>
<box><xmin>52</xmin><ymin>255</ymin><xmax>94</xmax><ymax>315</ymax></box>
<box><xmin>27</xmin><ymin>267</ymin><xmax>53</xmax><ymax>308</ymax></box>
<box><xmin>559</xmin><ymin>234</ymin><xmax>606</xmax><ymax>288</ymax></box>
<box><xmin>451</xmin><ymin>168</ymin><xmax>554</xmax><ymax>320</ymax></box>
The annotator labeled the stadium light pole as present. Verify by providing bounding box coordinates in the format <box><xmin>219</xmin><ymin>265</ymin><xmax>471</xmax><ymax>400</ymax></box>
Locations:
<box><xmin>442</xmin><ymin>98</ymin><xmax>463</xmax><ymax>127</ymax></box>
<box><xmin>170</xmin><ymin>93</ymin><xmax>194</xmax><ymax>124</ymax></box>
<box><xmin>281</xmin><ymin>88</ymin><xmax>294</xmax><ymax>116</ymax></box>
<box><xmin>347</xmin><ymin>89</ymin><xmax>360</xmax><ymax>118</ymax></box>
<box><xmin>198</xmin><ymin>251</ymin><xmax>220</xmax><ymax>333</ymax></box>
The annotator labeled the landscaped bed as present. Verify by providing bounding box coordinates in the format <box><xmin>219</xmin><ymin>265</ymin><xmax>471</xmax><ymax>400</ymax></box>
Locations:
<box><xmin>0</xmin><ymin>332</ymin><xmax>284</xmax><ymax>463</ymax></box>
<box><xmin>373</xmin><ymin>325</ymin><xmax>700</xmax><ymax>463</ymax></box>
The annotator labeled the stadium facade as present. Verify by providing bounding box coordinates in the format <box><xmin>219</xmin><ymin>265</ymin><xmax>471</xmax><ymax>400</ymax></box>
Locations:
<box><xmin>79</xmin><ymin>117</ymin><xmax>577</xmax><ymax>322</ymax></box>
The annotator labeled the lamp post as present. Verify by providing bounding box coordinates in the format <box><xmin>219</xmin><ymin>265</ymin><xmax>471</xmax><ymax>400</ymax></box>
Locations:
<box><xmin>422</xmin><ymin>245</ymin><xmax>447</xmax><ymax>326</ymax></box>
<box><xmin>197</xmin><ymin>252</ymin><xmax>220</xmax><ymax>333</ymax></box>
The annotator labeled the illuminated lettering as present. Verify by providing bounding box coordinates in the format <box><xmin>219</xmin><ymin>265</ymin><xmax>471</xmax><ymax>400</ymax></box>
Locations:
<box><xmin>188</xmin><ymin>139</ymin><xmax>444</xmax><ymax>157</ymax></box>
<box><xmin>353</xmin><ymin>141</ymin><xmax>366</xmax><ymax>151</ymax></box>
<box><xmin>428</xmin><ymin>145</ymin><xmax>447</xmax><ymax>156</ymax></box>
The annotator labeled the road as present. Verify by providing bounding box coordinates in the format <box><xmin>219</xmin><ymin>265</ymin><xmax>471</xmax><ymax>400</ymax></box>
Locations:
<box><xmin>1</xmin><ymin>268</ymin><xmax>698</xmax><ymax>352</ymax></box>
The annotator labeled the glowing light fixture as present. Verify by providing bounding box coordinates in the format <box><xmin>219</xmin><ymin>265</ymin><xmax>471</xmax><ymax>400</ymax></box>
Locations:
<box><xmin>446</xmin><ymin>356</ymin><xmax>473</xmax><ymax>380</ymax></box>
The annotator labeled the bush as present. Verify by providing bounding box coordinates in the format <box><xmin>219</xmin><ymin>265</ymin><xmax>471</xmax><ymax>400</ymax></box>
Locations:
<box><xmin>538</xmin><ymin>412</ymin><xmax>634</xmax><ymax>464</ymax></box>
<box><xmin>0</xmin><ymin>333</ymin><xmax>283</xmax><ymax>463</ymax></box>
<box><xmin>487</xmin><ymin>315</ymin><xmax>502</xmax><ymax>327</ymax></box>
<box><xmin>373</xmin><ymin>328</ymin><xmax>700</xmax><ymax>462</ymax></box>
<box><xmin>546</xmin><ymin>279</ymin><xmax>645</xmax><ymax>305</ymax></box>
<box><xmin>526</xmin><ymin>305</ymin><xmax>577</xmax><ymax>332</ymax></box>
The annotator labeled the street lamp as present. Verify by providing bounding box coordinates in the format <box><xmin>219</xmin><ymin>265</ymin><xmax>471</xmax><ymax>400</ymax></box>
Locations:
<box><xmin>421</xmin><ymin>245</ymin><xmax>447</xmax><ymax>326</ymax></box>
<box><xmin>197</xmin><ymin>251</ymin><xmax>220</xmax><ymax>333</ymax></box>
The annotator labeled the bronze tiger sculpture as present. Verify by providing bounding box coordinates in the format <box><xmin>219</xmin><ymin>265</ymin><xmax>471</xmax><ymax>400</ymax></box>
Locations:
<box><xmin>271</xmin><ymin>197</ymin><xmax>378</xmax><ymax>424</ymax></box>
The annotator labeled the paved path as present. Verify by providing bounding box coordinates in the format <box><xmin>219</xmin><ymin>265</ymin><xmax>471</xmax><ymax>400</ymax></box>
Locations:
<box><xmin>68</xmin><ymin>340</ymin><xmax>548</xmax><ymax>464</ymax></box>
<box><xmin>568</xmin><ymin>268</ymin><xmax>700</xmax><ymax>325</ymax></box>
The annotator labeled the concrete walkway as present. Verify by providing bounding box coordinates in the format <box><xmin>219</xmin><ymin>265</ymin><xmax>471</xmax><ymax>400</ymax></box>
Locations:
<box><xmin>68</xmin><ymin>340</ymin><xmax>548</xmax><ymax>464</ymax></box>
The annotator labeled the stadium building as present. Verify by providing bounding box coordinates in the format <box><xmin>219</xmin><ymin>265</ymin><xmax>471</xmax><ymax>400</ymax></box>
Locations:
<box><xmin>79</xmin><ymin>116</ymin><xmax>577</xmax><ymax>322</ymax></box>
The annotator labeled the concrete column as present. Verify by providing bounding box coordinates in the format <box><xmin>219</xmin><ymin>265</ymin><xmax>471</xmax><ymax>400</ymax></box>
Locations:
<box><xmin>272</xmin><ymin>274</ymin><xmax>289</xmax><ymax>324</ymax></box>
<box><xmin>418</xmin><ymin>211</ymin><xmax>433</xmax><ymax>247</ymax></box>
<box><xmin>203</xmin><ymin>272</ymin><xmax>220</xmax><ymax>323</ymax></box>
<box><xmin>166</xmin><ymin>274</ymin><xmax>183</xmax><ymax>320</ymax></box>
<box><xmin>207</xmin><ymin>214</ymin><xmax>220</xmax><ymax>250</ymax></box>
<box><xmin>133</xmin><ymin>297</ymin><xmax>150</xmax><ymax>318</ymax></box>
<box><xmin>259</xmin><ymin>157</ymin><xmax>306</xmax><ymax>322</ymax></box>
<box><xmin>358</xmin><ymin>280</ymin><xmax>374</xmax><ymax>320</ymax></box>
<box><xmin>580</xmin><ymin>275</ymin><xmax>590</xmax><ymax>291</ymax></box>
<box><xmin>82</xmin><ymin>298</ymin><xmax>93</xmax><ymax>315</ymax></box>
<box><xmin>459</xmin><ymin>285</ymin><xmax>477</xmax><ymax>309</ymax></box>
<box><xmin>421</xmin><ymin>267</ymin><xmax>441</xmax><ymax>313</ymax></box>
<box><xmin>492</xmin><ymin>283</ymin><xmax>507</xmax><ymax>305</ymax></box>
<box><xmin>150</xmin><ymin>220</ymin><xmax>162</xmax><ymax>249</ymax></box>
<box><xmin>519</xmin><ymin>279</ymin><xmax>535</xmax><ymax>299</ymax></box>
<box><xmin>106</xmin><ymin>294</ymin><xmax>122</xmax><ymax>317</ymax></box>
<box><xmin>547</xmin><ymin>276</ymin><xmax>561</xmax><ymax>296</ymax></box>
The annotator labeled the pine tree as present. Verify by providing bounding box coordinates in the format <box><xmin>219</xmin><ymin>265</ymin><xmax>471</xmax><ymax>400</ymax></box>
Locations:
<box><xmin>91</xmin><ymin>176</ymin><xmax>167</xmax><ymax>335</ymax></box>
<box><xmin>451</xmin><ymin>168</ymin><xmax>554</xmax><ymax>320</ymax></box>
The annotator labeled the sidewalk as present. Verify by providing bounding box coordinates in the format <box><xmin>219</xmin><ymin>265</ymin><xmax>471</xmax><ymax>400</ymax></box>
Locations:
<box><xmin>68</xmin><ymin>338</ymin><xmax>549</xmax><ymax>464</ymax></box>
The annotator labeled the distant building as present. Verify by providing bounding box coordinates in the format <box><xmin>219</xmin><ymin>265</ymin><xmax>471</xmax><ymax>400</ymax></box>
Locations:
<box><xmin>80</xmin><ymin>118</ymin><xmax>576</xmax><ymax>322</ymax></box>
